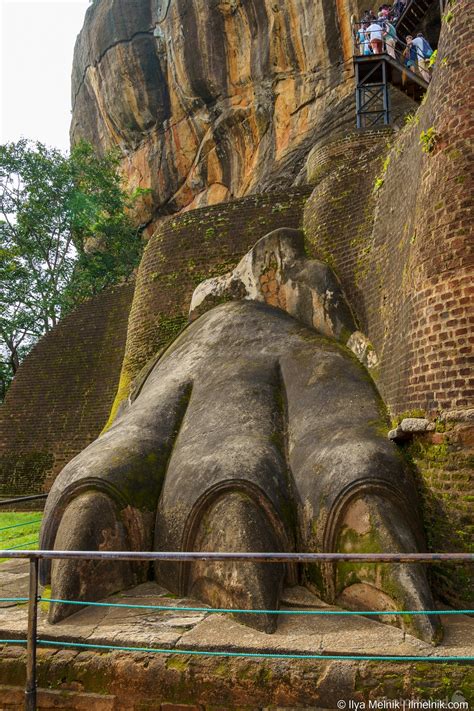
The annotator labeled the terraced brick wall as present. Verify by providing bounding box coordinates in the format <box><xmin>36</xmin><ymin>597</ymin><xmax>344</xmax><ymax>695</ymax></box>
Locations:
<box><xmin>0</xmin><ymin>285</ymin><xmax>134</xmax><ymax>496</ymax></box>
<box><xmin>115</xmin><ymin>189</ymin><xmax>312</xmax><ymax>413</ymax></box>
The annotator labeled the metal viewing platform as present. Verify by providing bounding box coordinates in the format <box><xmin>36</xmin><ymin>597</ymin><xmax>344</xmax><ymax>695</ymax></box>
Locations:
<box><xmin>354</xmin><ymin>51</ymin><xmax>428</xmax><ymax>127</ymax></box>
<box><xmin>351</xmin><ymin>0</ymin><xmax>449</xmax><ymax>126</ymax></box>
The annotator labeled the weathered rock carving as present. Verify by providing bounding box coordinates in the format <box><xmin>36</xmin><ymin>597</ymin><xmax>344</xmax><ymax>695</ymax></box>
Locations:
<box><xmin>190</xmin><ymin>228</ymin><xmax>378</xmax><ymax>370</ymax></box>
<box><xmin>40</xmin><ymin>232</ymin><xmax>441</xmax><ymax>644</ymax></box>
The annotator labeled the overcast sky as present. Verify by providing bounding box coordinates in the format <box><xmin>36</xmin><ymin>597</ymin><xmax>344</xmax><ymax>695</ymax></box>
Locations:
<box><xmin>0</xmin><ymin>0</ymin><xmax>90</xmax><ymax>152</ymax></box>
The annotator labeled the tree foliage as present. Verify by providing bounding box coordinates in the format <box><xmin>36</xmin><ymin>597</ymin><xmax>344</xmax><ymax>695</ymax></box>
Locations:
<box><xmin>0</xmin><ymin>138</ymin><xmax>145</xmax><ymax>400</ymax></box>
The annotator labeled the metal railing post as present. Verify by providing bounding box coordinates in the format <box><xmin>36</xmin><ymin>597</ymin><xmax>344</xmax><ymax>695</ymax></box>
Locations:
<box><xmin>382</xmin><ymin>59</ymin><xmax>390</xmax><ymax>124</ymax></box>
<box><xmin>25</xmin><ymin>557</ymin><xmax>39</xmax><ymax>711</ymax></box>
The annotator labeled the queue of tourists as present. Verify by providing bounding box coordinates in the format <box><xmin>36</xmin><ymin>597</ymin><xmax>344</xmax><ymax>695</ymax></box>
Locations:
<box><xmin>353</xmin><ymin>4</ymin><xmax>434</xmax><ymax>83</ymax></box>
<box><xmin>361</xmin><ymin>2</ymin><xmax>407</xmax><ymax>24</ymax></box>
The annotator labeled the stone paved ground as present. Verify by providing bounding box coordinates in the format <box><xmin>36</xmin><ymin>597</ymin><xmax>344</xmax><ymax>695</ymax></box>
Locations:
<box><xmin>0</xmin><ymin>562</ymin><xmax>471</xmax><ymax>658</ymax></box>
<box><xmin>0</xmin><ymin>560</ymin><xmax>29</xmax><ymax>607</ymax></box>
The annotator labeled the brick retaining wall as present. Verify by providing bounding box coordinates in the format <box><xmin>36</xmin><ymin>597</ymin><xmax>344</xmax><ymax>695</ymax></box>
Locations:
<box><xmin>119</xmin><ymin>189</ymin><xmax>312</xmax><ymax>398</ymax></box>
<box><xmin>303</xmin><ymin>0</ymin><xmax>473</xmax><ymax>605</ymax></box>
<box><xmin>0</xmin><ymin>285</ymin><xmax>134</xmax><ymax>496</ymax></box>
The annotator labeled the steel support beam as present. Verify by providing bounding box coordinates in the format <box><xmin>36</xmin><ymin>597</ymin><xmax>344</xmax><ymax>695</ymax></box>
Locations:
<box><xmin>355</xmin><ymin>58</ymin><xmax>391</xmax><ymax>127</ymax></box>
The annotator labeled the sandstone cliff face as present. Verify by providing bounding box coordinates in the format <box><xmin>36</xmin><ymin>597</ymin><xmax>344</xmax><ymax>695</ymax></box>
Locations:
<box><xmin>71</xmin><ymin>0</ymin><xmax>366</xmax><ymax>229</ymax></box>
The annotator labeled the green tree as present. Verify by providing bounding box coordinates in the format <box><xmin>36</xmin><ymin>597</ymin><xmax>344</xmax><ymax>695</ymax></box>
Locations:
<box><xmin>0</xmin><ymin>138</ymin><xmax>144</xmax><ymax>400</ymax></box>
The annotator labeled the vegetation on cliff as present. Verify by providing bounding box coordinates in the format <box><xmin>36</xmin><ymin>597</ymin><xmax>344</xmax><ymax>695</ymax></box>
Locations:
<box><xmin>0</xmin><ymin>139</ymin><xmax>145</xmax><ymax>399</ymax></box>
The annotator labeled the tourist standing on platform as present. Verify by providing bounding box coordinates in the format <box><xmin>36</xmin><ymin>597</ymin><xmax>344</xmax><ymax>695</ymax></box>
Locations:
<box><xmin>403</xmin><ymin>35</ymin><xmax>418</xmax><ymax>73</ymax></box>
<box><xmin>357</xmin><ymin>22</ymin><xmax>372</xmax><ymax>55</ymax></box>
<box><xmin>362</xmin><ymin>9</ymin><xmax>377</xmax><ymax>22</ymax></box>
<box><xmin>367</xmin><ymin>19</ymin><xmax>384</xmax><ymax>53</ymax></box>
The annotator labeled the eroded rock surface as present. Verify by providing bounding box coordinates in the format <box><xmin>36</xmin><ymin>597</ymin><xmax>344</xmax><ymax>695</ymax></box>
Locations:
<box><xmin>189</xmin><ymin>227</ymin><xmax>378</xmax><ymax>369</ymax></box>
<box><xmin>71</xmin><ymin>0</ymin><xmax>366</xmax><ymax>228</ymax></box>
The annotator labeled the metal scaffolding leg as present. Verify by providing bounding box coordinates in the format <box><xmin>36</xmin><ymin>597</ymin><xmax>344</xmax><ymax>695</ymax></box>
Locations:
<box><xmin>355</xmin><ymin>60</ymin><xmax>391</xmax><ymax>128</ymax></box>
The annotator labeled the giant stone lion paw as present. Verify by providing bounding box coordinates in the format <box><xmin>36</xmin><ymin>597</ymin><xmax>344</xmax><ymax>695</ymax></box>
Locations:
<box><xmin>40</xmin><ymin>229</ymin><xmax>442</xmax><ymax>644</ymax></box>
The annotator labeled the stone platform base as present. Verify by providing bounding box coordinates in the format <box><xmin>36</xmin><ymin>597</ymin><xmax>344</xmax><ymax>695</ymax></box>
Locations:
<box><xmin>0</xmin><ymin>648</ymin><xmax>472</xmax><ymax>711</ymax></box>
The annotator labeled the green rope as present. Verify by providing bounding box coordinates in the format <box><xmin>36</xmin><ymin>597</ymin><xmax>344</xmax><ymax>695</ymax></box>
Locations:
<box><xmin>0</xmin><ymin>598</ymin><xmax>28</xmax><ymax>603</ymax></box>
<box><xmin>0</xmin><ymin>596</ymin><xmax>472</xmax><ymax>616</ymax></box>
<box><xmin>0</xmin><ymin>519</ymin><xmax>42</xmax><ymax>532</ymax></box>
<box><xmin>0</xmin><ymin>638</ymin><xmax>471</xmax><ymax>662</ymax></box>
<box><xmin>39</xmin><ymin>598</ymin><xmax>474</xmax><ymax>616</ymax></box>
<box><xmin>4</xmin><ymin>540</ymin><xmax>38</xmax><ymax>551</ymax></box>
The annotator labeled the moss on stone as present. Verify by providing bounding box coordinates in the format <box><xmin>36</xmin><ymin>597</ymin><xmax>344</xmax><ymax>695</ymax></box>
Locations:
<box><xmin>336</xmin><ymin>522</ymin><xmax>385</xmax><ymax>594</ymax></box>
<box><xmin>101</xmin><ymin>369</ymin><xmax>132</xmax><ymax>434</ymax></box>
<box><xmin>166</xmin><ymin>656</ymin><xmax>190</xmax><ymax>672</ymax></box>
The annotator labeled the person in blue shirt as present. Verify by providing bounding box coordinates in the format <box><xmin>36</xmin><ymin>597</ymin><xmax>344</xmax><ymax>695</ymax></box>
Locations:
<box><xmin>411</xmin><ymin>32</ymin><xmax>433</xmax><ymax>82</ymax></box>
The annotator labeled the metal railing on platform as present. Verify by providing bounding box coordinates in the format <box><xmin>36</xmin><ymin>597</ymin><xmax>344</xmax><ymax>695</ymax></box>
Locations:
<box><xmin>0</xmin><ymin>548</ymin><xmax>473</xmax><ymax>711</ymax></box>
<box><xmin>352</xmin><ymin>21</ymin><xmax>432</xmax><ymax>82</ymax></box>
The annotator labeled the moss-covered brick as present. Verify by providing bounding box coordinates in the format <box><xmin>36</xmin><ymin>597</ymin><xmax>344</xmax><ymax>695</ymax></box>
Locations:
<box><xmin>111</xmin><ymin>189</ymin><xmax>312</xmax><ymax>420</ymax></box>
<box><xmin>0</xmin><ymin>285</ymin><xmax>134</xmax><ymax>497</ymax></box>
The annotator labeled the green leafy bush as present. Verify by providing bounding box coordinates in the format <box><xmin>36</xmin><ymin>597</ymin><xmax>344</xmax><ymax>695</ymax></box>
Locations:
<box><xmin>419</xmin><ymin>127</ymin><xmax>438</xmax><ymax>154</ymax></box>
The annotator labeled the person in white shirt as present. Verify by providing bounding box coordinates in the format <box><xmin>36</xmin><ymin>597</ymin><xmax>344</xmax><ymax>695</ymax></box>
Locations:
<box><xmin>367</xmin><ymin>21</ymin><xmax>384</xmax><ymax>54</ymax></box>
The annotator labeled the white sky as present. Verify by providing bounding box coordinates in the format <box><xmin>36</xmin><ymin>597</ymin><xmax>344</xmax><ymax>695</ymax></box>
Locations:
<box><xmin>0</xmin><ymin>0</ymin><xmax>90</xmax><ymax>152</ymax></box>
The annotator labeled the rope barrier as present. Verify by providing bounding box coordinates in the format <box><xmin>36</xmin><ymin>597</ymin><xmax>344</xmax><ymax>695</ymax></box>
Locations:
<box><xmin>0</xmin><ymin>598</ymin><xmax>28</xmax><ymax>603</ymax></box>
<box><xmin>0</xmin><ymin>638</ymin><xmax>471</xmax><ymax>662</ymax></box>
<box><xmin>0</xmin><ymin>494</ymin><xmax>47</xmax><ymax>506</ymax></box>
<box><xmin>2</xmin><ymin>597</ymin><xmax>471</xmax><ymax>616</ymax></box>
<box><xmin>0</xmin><ymin>597</ymin><xmax>471</xmax><ymax>616</ymax></box>
<box><xmin>0</xmin><ymin>519</ymin><xmax>42</xmax><ymax>533</ymax></box>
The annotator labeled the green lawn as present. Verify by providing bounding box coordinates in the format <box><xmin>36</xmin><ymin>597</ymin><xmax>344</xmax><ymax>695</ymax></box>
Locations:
<box><xmin>0</xmin><ymin>512</ymin><xmax>42</xmax><ymax>561</ymax></box>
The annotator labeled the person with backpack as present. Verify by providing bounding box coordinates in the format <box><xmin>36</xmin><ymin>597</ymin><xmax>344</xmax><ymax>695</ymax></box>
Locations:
<box><xmin>411</xmin><ymin>32</ymin><xmax>433</xmax><ymax>82</ymax></box>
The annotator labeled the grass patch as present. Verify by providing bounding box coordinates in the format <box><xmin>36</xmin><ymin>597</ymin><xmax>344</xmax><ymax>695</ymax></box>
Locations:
<box><xmin>0</xmin><ymin>512</ymin><xmax>42</xmax><ymax>562</ymax></box>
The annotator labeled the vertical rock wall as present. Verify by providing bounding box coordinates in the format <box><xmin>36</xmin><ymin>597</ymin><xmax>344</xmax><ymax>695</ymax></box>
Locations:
<box><xmin>71</xmin><ymin>0</ymin><xmax>368</xmax><ymax>230</ymax></box>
